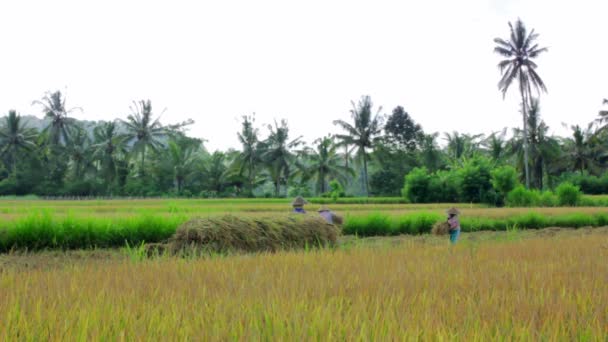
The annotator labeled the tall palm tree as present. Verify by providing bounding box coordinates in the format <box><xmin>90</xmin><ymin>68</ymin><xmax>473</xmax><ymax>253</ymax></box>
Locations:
<box><xmin>233</xmin><ymin>114</ymin><xmax>263</xmax><ymax>195</ymax></box>
<box><xmin>419</xmin><ymin>133</ymin><xmax>443</xmax><ymax>171</ymax></box>
<box><xmin>302</xmin><ymin>136</ymin><xmax>354</xmax><ymax>194</ymax></box>
<box><xmin>66</xmin><ymin>126</ymin><xmax>95</xmax><ymax>180</ymax></box>
<box><xmin>33</xmin><ymin>90</ymin><xmax>80</xmax><ymax>146</ymax></box>
<box><xmin>121</xmin><ymin>100</ymin><xmax>167</xmax><ymax>177</ymax></box>
<box><xmin>483</xmin><ymin>129</ymin><xmax>508</xmax><ymax>164</ymax></box>
<box><xmin>562</xmin><ymin>123</ymin><xmax>602</xmax><ymax>175</ymax></box>
<box><xmin>510</xmin><ymin>99</ymin><xmax>559</xmax><ymax>189</ymax></box>
<box><xmin>0</xmin><ymin>110</ymin><xmax>37</xmax><ymax>175</ymax></box>
<box><xmin>262</xmin><ymin>120</ymin><xmax>302</xmax><ymax>197</ymax></box>
<box><xmin>167</xmin><ymin>139</ymin><xmax>198</xmax><ymax>193</ymax></box>
<box><xmin>333</xmin><ymin>95</ymin><xmax>383</xmax><ymax>196</ymax></box>
<box><xmin>597</xmin><ymin>99</ymin><xmax>608</xmax><ymax>133</ymax></box>
<box><xmin>444</xmin><ymin>132</ymin><xmax>483</xmax><ymax>161</ymax></box>
<box><xmin>92</xmin><ymin>121</ymin><xmax>127</xmax><ymax>184</ymax></box>
<box><xmin>494</xmin><ymin>18</ymin><xmax>548</xmax><ymax>188</ymax></box>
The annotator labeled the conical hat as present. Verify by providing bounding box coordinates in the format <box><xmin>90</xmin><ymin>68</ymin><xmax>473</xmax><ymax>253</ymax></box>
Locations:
<box><xmin>446</xmin><ymin>207</ymin><xmax>461</xmax><ymax>215</ymax></box>
<box><xmin>291</xmin><ymin>196</ymin><xmax>308</xmax><ymax>206</ymax></box>
<box><xmin>318</xmin><ymin>205</ymin><xmax>330</xmax><ymax>212</ymax></box>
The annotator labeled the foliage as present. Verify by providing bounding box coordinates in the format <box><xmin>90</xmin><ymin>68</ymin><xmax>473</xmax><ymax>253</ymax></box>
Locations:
<box><xmin>491</xmin><ymin>165</ymin><xmax>520</xmax><ymax>203</ymax></box>
<box><xmin>401</xmin><ymin>167</ymin><xmax>431</xmax><ymax>203</ymax></box>
<box><xmin>555</xmin><ymin>182</ymin><xmax>581</xmax><ymax>206</ymax></box>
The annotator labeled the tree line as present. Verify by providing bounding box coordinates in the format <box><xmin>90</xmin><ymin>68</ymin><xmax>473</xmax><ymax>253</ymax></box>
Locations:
<box><xmin>0</xmin><ymin>18</ymin><xmax>607</xmax><ymax>199</ymax></box>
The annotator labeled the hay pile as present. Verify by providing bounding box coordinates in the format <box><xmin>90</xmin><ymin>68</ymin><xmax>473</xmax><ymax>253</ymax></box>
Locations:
<box><xmin>431</xmin><ymin>221</ymin><xmax>451</xmax><ymax>235</ymax></box>
<box><xmin>165</xmin><ymin>214</ymin><xmax>340</xmax><ymax>254</ymax></box>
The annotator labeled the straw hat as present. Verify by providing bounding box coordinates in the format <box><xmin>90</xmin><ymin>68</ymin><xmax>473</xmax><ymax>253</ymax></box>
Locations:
<box><xmin>291</xmin><ymin>196</ymin><xmax>308</xmax><ymax>206</ymax></box>
<box><xmin>446</xmin><ymin>207</ymin><xmax>461</xmax><ymax>215</ymax></box>
<box><xmin>318</xmin><ymin>205</ymin><xmax>330</xmax><ymax>212</ymax></box>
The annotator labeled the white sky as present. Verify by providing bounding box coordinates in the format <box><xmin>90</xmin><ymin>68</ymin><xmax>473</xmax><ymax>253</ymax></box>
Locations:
<box><xmin>1</xmin><ymin>0</ymin><xmax>607</xmax><ymax>151</ymax></box>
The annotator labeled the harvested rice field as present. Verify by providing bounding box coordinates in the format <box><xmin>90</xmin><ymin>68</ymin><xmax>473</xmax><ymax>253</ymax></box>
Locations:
<box><xmin>1</xmin><ymin>199</ymin><xmax>607</xmax><ymax>339</ymax></box>
<box><xmin>1</xmin><ymin>227</ymin><xmax>607</xmax><ymax>340</ymax></box>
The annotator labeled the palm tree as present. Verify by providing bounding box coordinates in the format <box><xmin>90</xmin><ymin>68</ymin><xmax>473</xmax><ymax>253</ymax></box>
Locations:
<box><xmin>66</xmin><ymin>126</ymin><xmax>95</xmax><ymax>180</ymax></box>
<box><xmin>167</xmin><ymin>139</ymin><xmax>198</xmax><ymax>193</ymax></box>
<box><xmin>597</xmin><ymin>99</ymin><xmax>608</xmax><ymax>133</ymax></box>
<box><xmin>419</xmin><ymin>133</ymin><xmax>443</xmax><ymax>171</ymax></box>
<box><xmin>121</xmin><ymin>100</ymin><xmax>167</xmax><ymax>177</ymax></box>
<box><xmin>262</xmin><ymin>120</ymin><xmax>302</xmax><ymax>197</ymax></box>
<box><xmin>494</xmin><ymin>18</ymin><xmax>548</xmax><ymax>188</ymax></box>
<box><xmin>483</xmin><ymin>129</ymin><xmax>508</xmax><ymax>164</ymax></box>
<box><xmin>92</xmin><ymin>121</ymin><xmax>127</xmax><ymax>184</ymax></box>
<box><xmin>302</xmin><ymin>136</ymin><xmax>354</xmax><ymax>194</ymax></box>
<box><xmin>33</xmin><ymin>90</ymin><xmax>80</xmax><ymax>146</ymax></box>
<box><xmin>562</xmin><ymin>123</ymin><xmax>602</xmax><ymax>175</ymax></box>
<box><xmin>0</xmin><ymin>110</ymin><xmax>37</xmax><ymax>175</ymax></box>
<box><xmin>510</xmin><ymin>99</ymin><xmax>559</xmax><ymax>189</ymax></box>
<box><xmin>333</xmin><ymin>95</ymin><xmax>383</xmax><ymax>196</ymax></box>
<box><xmin>444</xmin><ymin>132</ymin><xmax>483</xmax><ymax>161</ymax></box>
<box><xmin>233</xmin><ymin>114</ymin><xmax>263</xmax><ymax>196</ymax></box>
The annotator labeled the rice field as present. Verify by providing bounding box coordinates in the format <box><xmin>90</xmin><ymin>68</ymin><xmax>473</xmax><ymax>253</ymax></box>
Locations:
<box><xmin>1</xmin><ymin>228</ymin><xmax>607</xmax><ymax>340</ymax></box>
<box><xmin>1</xmin><ymin>198</ymin><xmax>607</xmax><ymax>339</ymax></box>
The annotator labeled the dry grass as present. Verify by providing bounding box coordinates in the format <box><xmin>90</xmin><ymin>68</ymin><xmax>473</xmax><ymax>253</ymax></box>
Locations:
<box><xmin>1</xmin><ymin>230</ymin><xmax>607</xmax><ymax>340</ymax></box>
<box><xmin>169</xmin><ymin>214</ymin><xmax>340</xmax><ymax>254</ymax></box>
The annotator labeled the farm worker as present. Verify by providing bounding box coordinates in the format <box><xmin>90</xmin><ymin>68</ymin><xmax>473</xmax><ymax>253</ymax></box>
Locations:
<box><xmin>447</xmin><ymin>207</ymin><xmax>461</xmax><ymax>244</ymax></box>
<box><xmin>291</xmin><ymin>196</ymin><xmax>308</xmax><ymax>214</ymax></box>
<box><xmin>318</xmin><ymin>205</ymin><xmax>334</xmax><ymax>224</ymax></box>
<box><xmin>317</xmin><ymin>205</ymin><xmax>344</xmax><ymax>225</ymax></box>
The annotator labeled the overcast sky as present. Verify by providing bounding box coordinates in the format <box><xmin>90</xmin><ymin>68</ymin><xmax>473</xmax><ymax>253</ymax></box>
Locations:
<box><xmin>1</xmin><ymin>0</ymin><xmax>607</xmax><ymax>151</ymax></box>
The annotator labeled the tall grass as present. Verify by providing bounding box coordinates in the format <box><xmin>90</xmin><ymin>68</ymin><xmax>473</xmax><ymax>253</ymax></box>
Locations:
<box><xmin>343</xmin><ymin>211</ymin><xmax>608</xmax><ymax>236</ymax></box>
<box><xmin>0</xmin><ymin>233</ymin><xmax>606</xmax><ymax>339</ymax></box>
<box><xmin>0</xmin><ymin>211</ymin><xmax>186</xmax><ymax>252</ymax></box>
<box><xmin>1</xmin><ymin>207</ymin><xmax>608</xmax><ymax>251</ymax></box>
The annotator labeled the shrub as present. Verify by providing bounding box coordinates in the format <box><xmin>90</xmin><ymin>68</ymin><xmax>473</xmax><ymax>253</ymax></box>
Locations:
<box><xmin>556</xmin><ymin>182</ymin><xmax>581</xmax><ymax>206</ymax></box>
<box><xmin>538</xmin><ymin>191</ymin><xmax>557</xmax><ymax>207</ymax></box>
<box><xmin>402</xmin><ymin>168</ymin><xmax>431</xmax><ymax>203</ymax></box>
<box><xmin>506</xmin><ymin>186</ymin><xmax>540</xmax><ymax>207</ymax></box>
<box><xmin>491</xmin><ymin>166</ymin><xmax>520</xmax><ymax>201</ymax></box>
<box><xmin>171</xmin><ymin>215</ymin><xmax>340</xmax><ymax>253</ymax></box>
<box><xmin>458</xmin><ymin>157</ymin><xmax>493</xmax><ymax>203</ymax></box>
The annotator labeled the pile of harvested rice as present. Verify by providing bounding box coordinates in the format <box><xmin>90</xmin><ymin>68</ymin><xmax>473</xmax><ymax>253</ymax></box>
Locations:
<box><xmin>167</xmin><ymin>214</ymin><xmax>341</xmax><ymax>254</ymax></box>
<box><xmin>431</xmin><ymin>221</ymin><xmax>451</xmax><ymax>235</ymax></box>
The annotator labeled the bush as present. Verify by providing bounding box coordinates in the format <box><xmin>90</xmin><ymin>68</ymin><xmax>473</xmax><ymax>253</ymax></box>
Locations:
<box><xmin>491</xmin><ymin>166</ymin><xmax>520</xmax><ymax>202</ymax></box>
<box><xmin>506</xmin><ymin>186</ymin><xmax>540</xmax><ymax>207</ymax></box>
<box><xmin>538</xmin><ymin>191</ymin><xmax>557</xmax><ymax>207</ymax></box>
<box><xmin>556</xmin><ymin>182</ymin><xmax>582</xmax><ymax>206</ymax></box>
<box><xmin>402</xmin><ymin>168</ymin><xmax>431</xmax><ymax>203</ymax></box>
<box><xmin>458</xmin><ymin>157</ymin><xmax>493</xmax><ymax>203</ymax></box>
<box><xmin>171</xmin><ymin>215</ymin><xmax>340</xmax><ymax>253</ymax></box>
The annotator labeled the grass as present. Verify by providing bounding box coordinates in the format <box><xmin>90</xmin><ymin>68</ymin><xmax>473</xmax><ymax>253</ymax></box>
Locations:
<box><xmin>1</xmin><ymin>205</ymin><xmax>608</xmax><ymax>251</ymax></box>
<box><xmin>0</xmin><ymin>229</ymin><xmax>606</xmax><ymax>340</ymax></box>
<box><xmin>343</xmin><ymin>211</ymin><xmax>608</xmax><ymax>236</ymax></box>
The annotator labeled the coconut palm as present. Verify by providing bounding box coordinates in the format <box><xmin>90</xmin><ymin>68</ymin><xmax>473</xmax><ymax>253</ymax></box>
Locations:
<box><xmin>510</xmin><ymin>99</ymin><xmax>559</xmax><ymax>189</ymax></box>
<box><xmin>167</xmin><ymin>139</ymin><xmax>199</xmax><ymax>193</ymax></box>
<box><xmin>483</xmin><ymin>129</ymin><xmax>508</xmax><ymax>164</ymax></box>
<box><xmin>301</xmin><ymin>136</ymin><xmax>354</xmax><ymax>194</ymax></box>
<box><xmin>233</xmin><ymin>114</ymin><xmax>263</xmax><ymax>196</ymax></box>
<box><xmin>121</xmin><ymin>100</ymin><xmax>168</xmax><ymax>177</ymax></box>
<box><xmin>66</xmin><ymin>126</ymin><xmax>95</xmax><ymax>180</ymax></box>
<box><xmin>33</xmin><ymin>90</ymin><xmax>80</xmax><ymax>146</ymax></box>
<box><xmin>562</xmin><ymin>123</ymin><xmax>602</xmax><ymax>175</ymax></box>
<box><xmin>0</xmin><ymin>110</ymin><xmax>38</xmax><ymax>175</ymax></box>
<box><xmin>419</xmin><ymin>133</ymin><xmax>443</xmax><ymax>171</ymax></box>
<box><xmin>92</xmin><ymin>121</ymin><xmax>127</xmax><ymax>184</ymax></box>
<box><xmin>494</xmin><ymin>18</ymin><xmax>548</xmax><ymax>188</ymax></box>
<box><xmin>444</xmin><ymin>132</ymin><xmax>483</xmax><ymax>161</ymax></box>
<box><xmin>333</xmin><ymin>96</ymin><xmax>383</xmax><ymax>196</ymax></box>
<box><xmin>597</xmin><ymin>99</ymin><xmax>608</xmax><ymax>133</ymax></box>
<box><xmin>262</xmin><ymin>120</ymin><xmax>303</xmax><ymax>197</ymax></box>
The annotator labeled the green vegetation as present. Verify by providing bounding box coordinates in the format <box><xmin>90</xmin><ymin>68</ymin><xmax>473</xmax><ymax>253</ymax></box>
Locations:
<box><xmin>344</xmin><ymin>211</ymin><xmax>608</xmax><ymax>236</ymax></box>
